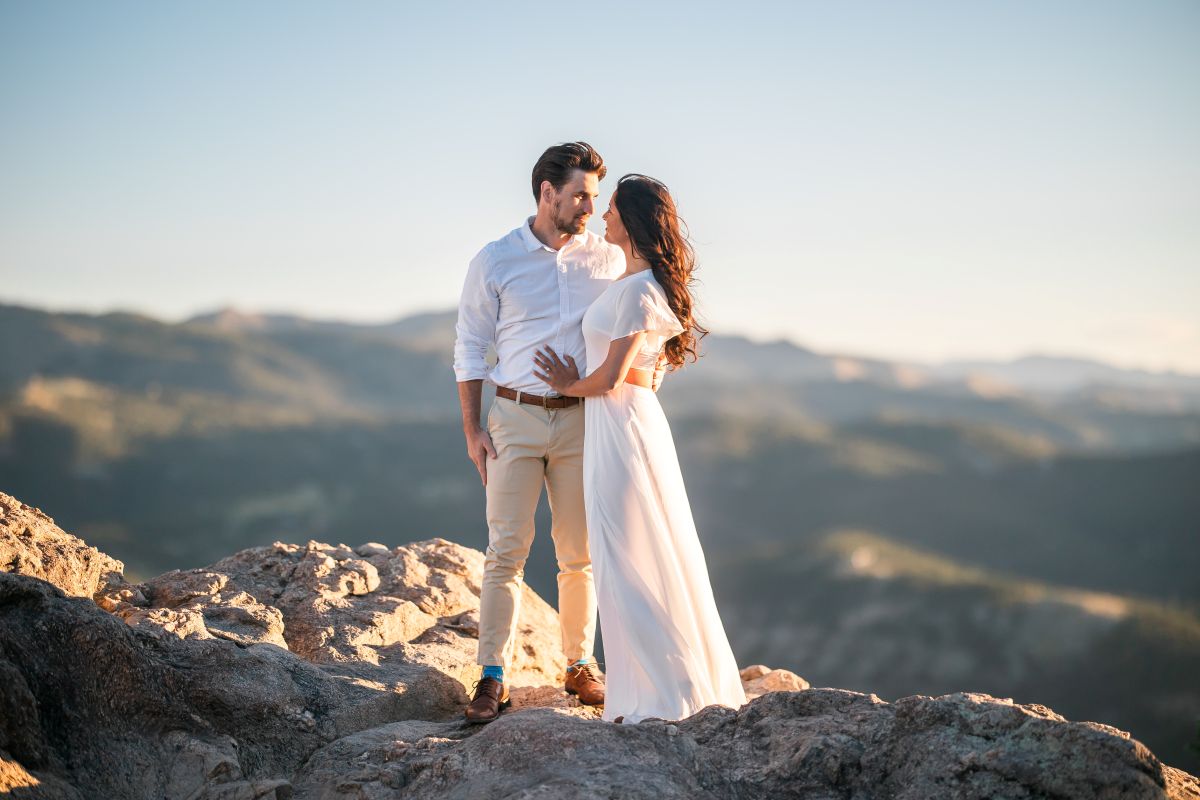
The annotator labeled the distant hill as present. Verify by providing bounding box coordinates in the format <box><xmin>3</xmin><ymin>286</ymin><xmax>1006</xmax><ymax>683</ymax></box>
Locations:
<box><xmin>6</xmin><ymin>302</ymin><xmax>1197</xmax><ymax>452</ymax></box>
<box><xmin>933</xmin><ymin>354</ymin><xmax>1200</xmax><ymax>395</ymax></box>
<box><xmin>183</xmin><ymin>307</ymin><xmax>457</xmax><ymax>353</ymax></box>
<box><xmin>676</xmin><ymin>415</ymin><xmax>1200</xmax><ymax>605</ymax></box>
<box><xmin>0</xmin><ymin>303</ymin><xmax>454</xmax><ymax>426</ymax></box>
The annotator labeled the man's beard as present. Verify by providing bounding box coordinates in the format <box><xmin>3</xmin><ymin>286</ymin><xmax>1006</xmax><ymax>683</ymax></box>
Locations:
<box><xmin>554</xmin><ymin>203</ymin><xmax>587</xmax><ymax>235</ymax></box>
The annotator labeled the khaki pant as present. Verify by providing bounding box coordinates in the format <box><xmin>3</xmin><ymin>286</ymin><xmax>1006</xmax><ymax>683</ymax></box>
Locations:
<box><xmin>477</xmin><ymin>395</ymin><xmax>595</xmax><ymax>668</ymax></box>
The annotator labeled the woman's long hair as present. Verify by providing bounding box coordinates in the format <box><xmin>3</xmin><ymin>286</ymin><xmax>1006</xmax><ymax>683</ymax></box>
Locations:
<box><xmin>612</xmin><ymin>174</ymin><xmax>707</xmax><ymax>369</ymax></box>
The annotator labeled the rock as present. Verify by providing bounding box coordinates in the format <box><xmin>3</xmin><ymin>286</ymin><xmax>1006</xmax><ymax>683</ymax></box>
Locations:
<box><xmin>289</xmin><ymin>692</ymin><xmax>1200</xmax><ymax>800</ymax></box>
<box><xmin>102</xmin><ymin>569</ymin><xmax>289</xmax><ymax>648</ymax></box>
<box><xmin>1</xmin><ymin>573</ymin><xmax>336</xmax><ymax>798</ymax></box>
<box><xmin>1</xmin><ymin>750</ymin><xmax>83</xmax><ymax>799</ymax></box>
<box><xmin>162</xmin><ymin>731</ymin><xmax>292</xmax><ymax>800</ymax></box>
<box><xmin>106</xmin><ymin>537</ymin><xmax>565</xmax><ymax>701</ymax></box>
<box><xmin>288</xmin><ymin>719</ymin><xmax>466</xmax><ymax>799</ymax></box>
<box><xmin>0</xmin><ymin>499</ymin><xmax>579</xmax><ymax>797</ymax></box>
<box><xmin>739</xmin><ymin>663</ymin><xmax>810</xmax><ymax>699</ymax></box>
<box><xmin>738</xmin><ymin>663</ymin><xmax>771</xmax><ymax>680</ymax></box>
<box><xmin>0</xmin><ymin>491</ymin><xmax>124</xmax><ymax>599</ymax></box>
<box><xmin>507</xmin><ymin>684</ymin><xmax>602</xmax><ymax>718</ymax></box>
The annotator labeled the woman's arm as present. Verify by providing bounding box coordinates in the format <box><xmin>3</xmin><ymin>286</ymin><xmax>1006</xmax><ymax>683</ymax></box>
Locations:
<box><xmin>533</xmin><ymin>332</ymin><xmax>647</xmax><ymax>397</ymax></box>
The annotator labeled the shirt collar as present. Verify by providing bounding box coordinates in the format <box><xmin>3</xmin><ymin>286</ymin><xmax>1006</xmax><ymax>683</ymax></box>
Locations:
<box><xmin>521</xmin><ymin>216</ymin><xmax>588</xmax><ymax>252</ymax></box>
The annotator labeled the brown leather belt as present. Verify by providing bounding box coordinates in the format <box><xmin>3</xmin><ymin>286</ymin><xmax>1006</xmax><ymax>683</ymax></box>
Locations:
<box><xmin>494</xmin><ymin>385</ymin><xmax>581</xmax><ymax>408</ymax></box>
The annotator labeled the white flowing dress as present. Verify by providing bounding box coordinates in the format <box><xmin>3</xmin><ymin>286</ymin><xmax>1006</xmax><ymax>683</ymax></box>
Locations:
<box><xmin>581</xmin><ymin>270</ymin><xmax>747</xmax><ymax>723</ymax></box>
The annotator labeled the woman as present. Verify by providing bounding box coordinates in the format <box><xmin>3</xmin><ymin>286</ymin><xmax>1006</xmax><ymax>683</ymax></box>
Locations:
<box><xmin>533</xmin><ymin>174</ymin><xmax>746</xmax><ymax>723</ymax></box>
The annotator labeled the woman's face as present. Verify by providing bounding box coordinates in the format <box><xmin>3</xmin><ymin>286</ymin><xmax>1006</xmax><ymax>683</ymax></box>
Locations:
<box><xmin>602</xmin><ymin>193</ymin><xmax>628</xmax><ymax>247</ymax></box>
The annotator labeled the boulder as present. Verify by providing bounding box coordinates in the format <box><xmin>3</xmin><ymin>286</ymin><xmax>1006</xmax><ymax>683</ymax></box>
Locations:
<box><xmin>739</xmin><ymin>663</ymin><xmax>810</xmax><ymax>698</ymax></box>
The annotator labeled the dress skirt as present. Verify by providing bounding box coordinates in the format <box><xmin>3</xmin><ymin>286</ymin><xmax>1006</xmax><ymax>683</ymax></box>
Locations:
<box><xmin>584</xmin><ymin>382</ymin><xmax>747</xmax><ymax>723</ymax></box>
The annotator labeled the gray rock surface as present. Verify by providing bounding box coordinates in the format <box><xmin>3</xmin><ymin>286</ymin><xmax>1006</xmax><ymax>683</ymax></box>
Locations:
<box><xmin>291</xmin><ymin>693</ymin><xmax>1200</xmax><ymax>800</ymax></box>
<box><xmin>1</xmin><ymin>490</ymin><xmax>1196</xmax><ymax>799</ymax></box>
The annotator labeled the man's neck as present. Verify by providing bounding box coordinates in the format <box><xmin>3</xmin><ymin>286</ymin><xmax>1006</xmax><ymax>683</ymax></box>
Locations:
<box><xmin>529</xmin><ymin>212</ymin><xmax>574</xmax><ymax>252</ymax></box>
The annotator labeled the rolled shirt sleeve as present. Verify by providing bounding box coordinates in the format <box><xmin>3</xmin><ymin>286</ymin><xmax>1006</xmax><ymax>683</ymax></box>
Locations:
<box><xmin>453</xmin><ymin>249</ymin><xmax>498</xmax><ymax>382</ymax></box>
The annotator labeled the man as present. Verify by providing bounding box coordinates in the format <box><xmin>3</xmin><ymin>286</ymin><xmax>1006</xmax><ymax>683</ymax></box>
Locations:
<box><xmin>454</xmin><ymin>142</ymin><xmax>622</xmax><ymax>722</ymax></box>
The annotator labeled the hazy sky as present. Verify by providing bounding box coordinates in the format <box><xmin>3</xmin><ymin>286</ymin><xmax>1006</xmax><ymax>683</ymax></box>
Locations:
<box><xmin>2</xmin><ymin>1</ymin><xmax>1198</xmax><ymax>371</ymax></box>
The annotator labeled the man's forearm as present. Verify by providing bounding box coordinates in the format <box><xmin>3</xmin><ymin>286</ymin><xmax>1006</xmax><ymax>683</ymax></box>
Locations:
<box><xmin>457</xmin><ymin>380</ymin><xmax>484</xmax><ymax>431</ymax></box>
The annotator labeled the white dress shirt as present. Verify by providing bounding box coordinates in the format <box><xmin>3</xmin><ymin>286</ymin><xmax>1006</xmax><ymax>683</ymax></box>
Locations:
<box><xmin>454</xmin><ymin>217</ymin><xmax>625</xmax><ymax>394</ymax></box>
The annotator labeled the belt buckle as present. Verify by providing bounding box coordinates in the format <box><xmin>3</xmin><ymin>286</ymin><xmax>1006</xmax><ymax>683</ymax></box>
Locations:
<box><xmin>514</xmin><ymin>390</ymin><xmax>522</xmax><ymax>405</ymax></box>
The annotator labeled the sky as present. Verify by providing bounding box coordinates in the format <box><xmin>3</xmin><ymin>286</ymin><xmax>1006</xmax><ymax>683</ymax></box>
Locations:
<box><xmin>2</xmin><ymin>1</ymin><xmax>1198</xmax><ymax>372</ymax></box>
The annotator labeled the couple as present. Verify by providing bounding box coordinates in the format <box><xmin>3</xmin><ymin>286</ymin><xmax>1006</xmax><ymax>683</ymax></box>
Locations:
<box><xmin>453</xmin><ymin>141</ymin><xmax>745</xmax><ymax>724</ymax></box>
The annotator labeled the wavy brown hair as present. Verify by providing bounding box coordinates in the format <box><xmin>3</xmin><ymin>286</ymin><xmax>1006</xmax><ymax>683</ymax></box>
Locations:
<box><xmin>612</xmin><ymin>174</ymin><xmax>707</xmax><ymax>369</ymax></box>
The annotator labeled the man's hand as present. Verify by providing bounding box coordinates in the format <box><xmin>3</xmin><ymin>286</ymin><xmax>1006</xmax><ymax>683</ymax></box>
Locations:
<box><xmin>651</xmin><ymin>354</ymin><xmax>668</xmax><ymax>392</ymax></box>
<box><xmin>464</xmin><ymin>426</ymin><xmax>497</xmax><ymax>486</ymax></box>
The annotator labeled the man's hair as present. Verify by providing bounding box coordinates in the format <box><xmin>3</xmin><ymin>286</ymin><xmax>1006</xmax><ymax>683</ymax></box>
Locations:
<box><xmin>531</xmin><ymin>142</ymin><xmax>606</xmax><ymax>202</ymax></box>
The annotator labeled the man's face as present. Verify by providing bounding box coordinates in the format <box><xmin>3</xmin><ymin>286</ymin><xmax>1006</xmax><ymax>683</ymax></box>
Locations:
<box><xmin>547</xmin><ymin>169</ymin><xmax>599</xmax><ymax>235</ymax></box>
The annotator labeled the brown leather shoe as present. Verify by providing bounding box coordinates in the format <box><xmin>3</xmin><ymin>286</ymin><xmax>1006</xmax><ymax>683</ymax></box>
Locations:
<box><xmin>564</xmin><ymin>661</ymin><xmax>606</xmax><ymax>706</ymax></box>
<box><xmin>465</xmin><ymin>677</ymin><xmax>510</xmax><ymax>724</ymax></box>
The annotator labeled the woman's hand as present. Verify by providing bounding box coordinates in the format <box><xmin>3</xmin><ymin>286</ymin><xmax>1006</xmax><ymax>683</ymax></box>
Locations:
<box><xmin>533</xmin><ymin>346</ymin><xmax>580</xmax><ymax>395</ymax></box>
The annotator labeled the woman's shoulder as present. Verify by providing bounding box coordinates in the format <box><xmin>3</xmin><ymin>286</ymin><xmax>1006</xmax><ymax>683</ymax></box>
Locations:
<box><xmin>621</xmin><ymin>270</ymin><xmax>668</xmax><ymax>300</ymax></box>
<box><xmin>623</xmin><ymin>271</ymin><xmax>683</xmax><ymax>335</ymax></box>
<box><xmin>608</xmin><ymin>271</ymin><xmax>674</xmax><ymax>321</ymax></box>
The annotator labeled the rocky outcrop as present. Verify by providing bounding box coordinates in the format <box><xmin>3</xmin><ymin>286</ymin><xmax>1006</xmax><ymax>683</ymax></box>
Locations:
<box><xmin>291</xmin><ymin>691</ymin><xmax>1200</xmax><ymax>800</ymax></box>
<box><xmin>1</xmin><ymin>491</ymin><xmax>1196</xmax><ymax>800</ymax></box>
<box><xmin>94</xmin><ymin>536</ymin><xmax>566</xmax><ymax>722</ymax></box>
<box><xmin>0</xmin><ymin>493</ymin><xmax>123</xmax><ymax>598</ymax></box>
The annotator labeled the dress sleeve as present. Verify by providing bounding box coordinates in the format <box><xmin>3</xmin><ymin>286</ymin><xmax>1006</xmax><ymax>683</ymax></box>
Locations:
<box><xmin>610</xmin><ymin>278</ymin><xmax>686</xmax><ymax>342</ymax></box>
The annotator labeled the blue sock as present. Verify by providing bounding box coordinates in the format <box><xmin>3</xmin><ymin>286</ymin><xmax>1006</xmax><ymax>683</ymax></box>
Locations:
<box><xmin>482</xmin><ymin>665</ymin><xmax>504</xmax><ymax>682</ymax></box>
<box><xmin>571</xmin><ymin>657</ymin><xmax>590</xmax><ymax>668</ymax></box>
